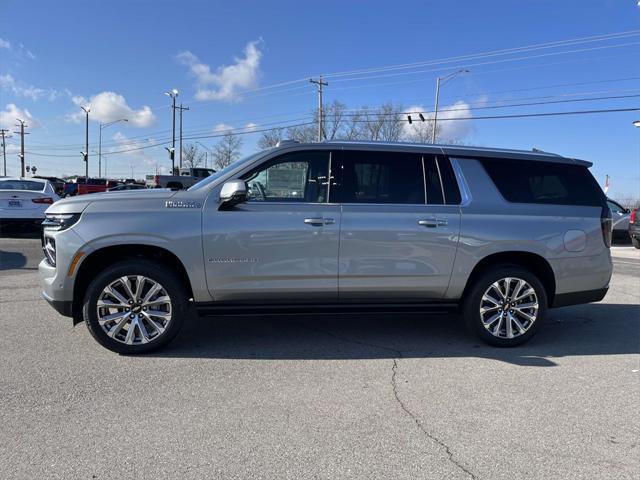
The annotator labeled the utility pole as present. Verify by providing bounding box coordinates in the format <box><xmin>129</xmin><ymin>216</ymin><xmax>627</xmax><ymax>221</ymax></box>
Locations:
<box><xmin>165</xmin><ymin>89</ymin><xmax>179</xmax><ymax>173</ymax></box>
<box><xmin>310</xmin><ymin>76</ymin><xmax>328</xmax><ymax>142</ymax></box>
<box><xmin>0</xmin><ymin>129</ymin><xmax>10</xmax><ymax>177</ymax></box>
<box><xmin>177</xmin><ymin>104</ymin><xmax>189</xmax><ymax>168</ymax></box>
<box><xmin>80</xmin><ymin>107</ymin><xmax>90</xmax><ymax>177</ymax></box>
<box><xmin>14</xmin><ymin>119</ymin><xmax>29</xmax><ymax>177</ymax></box>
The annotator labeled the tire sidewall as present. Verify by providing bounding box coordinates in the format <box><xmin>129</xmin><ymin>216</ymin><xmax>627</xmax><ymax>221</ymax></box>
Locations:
<box><xmin>464</xmin><ymin>266</ymin><xmax>547</xmax><ymax>347</ymax></box>
<box><xmin>83</xmin><ymin>260</ymin><xmax>188</xmax><ymax>354</ymax></box>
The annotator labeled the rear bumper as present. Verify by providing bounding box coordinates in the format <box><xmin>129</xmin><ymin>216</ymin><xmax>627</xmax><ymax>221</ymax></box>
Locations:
<box><xmin>552</xmin><ymin>287</ymin><xmax>608</xmax><ymax>308</ymax></box>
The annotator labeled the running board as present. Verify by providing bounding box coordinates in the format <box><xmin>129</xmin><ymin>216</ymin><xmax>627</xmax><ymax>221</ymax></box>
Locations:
<box><xmin>195</xmin><ymin>302</ymin><xmax>459</xmax><ymax>317</ymax></box>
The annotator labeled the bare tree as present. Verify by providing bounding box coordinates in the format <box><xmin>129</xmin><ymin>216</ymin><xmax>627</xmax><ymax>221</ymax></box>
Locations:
<box><xmin>257</xmin><ymin>127</ymin><xmax>284</xmax><ymax>150</ymax></box>
<box><xmin>404</xmin><ymin>115</ymin><xmax>440</xmax><ymax>144</ymax></box>
<box><xmin>286</xmin><ymin>123</ymin><xmax>317</xmax><ymax>143</ymax></box>
<box><xmin>378</xmin><ymin>103</ymin><xmax>404</xmax><ymax>142</ymax></box>
<box><xmin>212</xmin><ymin>134</ymin><xmax>243</xmax><ymax>170</ymax></box>
<box><xmin>182</xmin><ymin>143</ymin><xmax>206</xmax><ymax>168</ymax></box>
<box><xmin>324</xmin><ymin>100</ymin><xmax>347</xmax><ymax>140</ymax></box>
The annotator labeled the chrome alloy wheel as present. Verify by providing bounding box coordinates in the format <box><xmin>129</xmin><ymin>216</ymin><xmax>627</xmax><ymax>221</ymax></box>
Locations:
<box><xmin>479</xmin><ymin>277</ymin><xmax>539</xmax><ymax>339</ymax></box>
<box><xmin>96</xmin><ymin>276</ymin><xmax>172</xmax><ymax>345</ymax></box>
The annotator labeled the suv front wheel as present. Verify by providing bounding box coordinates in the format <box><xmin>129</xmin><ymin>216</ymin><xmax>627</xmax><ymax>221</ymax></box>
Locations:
<box><xmin>82</xmin><ymin>260</ymin><xmax>189</xmax><ymax>354</ymax></box>
<box><xmin>463</xmin><ymin>266</ymin><xmax>547</xmax><ymax>347</ymax></box>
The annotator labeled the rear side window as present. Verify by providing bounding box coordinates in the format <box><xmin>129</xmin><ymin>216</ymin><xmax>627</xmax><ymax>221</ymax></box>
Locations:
<box><xmin>338</xmin><ymin>150</ymin><xmax>425</xmax><ymax>204</ymax></box>
<box><xmin>480</xmin><ymin>159</ymin><xmax>604</xmax><ymax>206</ymax></box>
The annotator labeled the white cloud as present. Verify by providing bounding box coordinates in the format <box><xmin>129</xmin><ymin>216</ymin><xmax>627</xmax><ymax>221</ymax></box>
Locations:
<box><xmin>213</xmin><ymin>123</ymin><xmax>233</xmax><ymax>133</ymax></box>
<box><xmin>177</xmin><ymin>40</ymin><xmax>262</xmax><ymax>102</ymax></box>
<box><xmin>103</xmin><ymin>132</ymin><xmax>162</xmax><ymax>177</ymax></box>
<box><xmin>0</xmin><ymin>74</ymin><xmax>67</xmax><ymax>102</ymax></box>
<box><xmin>244</xmin><ymin>122</ymin><xmax>258</xmax><ymax>132</ymax></box>
<box><xmin>0</xmin><ymin>38</ymin><xmax>10</xmax><ymax>49</ymax></box>
<box><xmin>0</xmin><ymin>103</ymin><xmax>39</xmax><ymax>129</ymax></box>
<box><xmin>403</xmin><ymin>100</ymin><xmax>474</xmax><ymax>143</ymax></box>
<box><xmin>69</xmin><ymin>92</ymin><xmax>156</xmax><ymax>127</ymax></box>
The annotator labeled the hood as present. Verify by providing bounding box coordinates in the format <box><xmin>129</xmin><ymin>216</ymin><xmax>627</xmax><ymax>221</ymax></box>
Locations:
<box><xmin>46</xmin><ymin>189</ymin><xmax>177</xmax><ymax>215</ymax></box>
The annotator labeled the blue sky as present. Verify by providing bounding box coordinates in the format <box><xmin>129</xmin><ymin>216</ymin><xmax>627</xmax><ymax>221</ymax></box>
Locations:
<box><xmin>1</xmin><ymin>0</ymin><xmax>639</xmax><ymax>197</ymax></box>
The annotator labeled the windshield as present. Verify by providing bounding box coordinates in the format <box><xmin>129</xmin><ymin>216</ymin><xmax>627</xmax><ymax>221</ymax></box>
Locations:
<box><xmin>188</xmin><ymin>151</ymin><xmax>266</xmax><ymax>191</ymax></box>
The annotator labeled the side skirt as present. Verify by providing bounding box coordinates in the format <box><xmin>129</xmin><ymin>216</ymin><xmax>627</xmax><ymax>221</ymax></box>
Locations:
<box><xmin>195</xmin><ymin>301</ymin><xmax>460</xmax><ymax>317</ymax></box>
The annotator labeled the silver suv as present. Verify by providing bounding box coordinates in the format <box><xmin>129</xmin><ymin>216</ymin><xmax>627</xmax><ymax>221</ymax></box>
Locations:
<box><xmin>39</xmin><ymin>141</ymin><xmax>613</xmax><ymax>353</ymax></box>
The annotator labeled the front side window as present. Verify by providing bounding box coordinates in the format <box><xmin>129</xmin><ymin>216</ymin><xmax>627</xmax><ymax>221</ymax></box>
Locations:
<box><xmin>241</xmin><ymin>151</ymin><xmax>330</xmax><ymax>203</ymax></box>
<box><xmin>338</xmin><ymin>150</ymin><xmax>425</xmax><ymax>204</ymax></box>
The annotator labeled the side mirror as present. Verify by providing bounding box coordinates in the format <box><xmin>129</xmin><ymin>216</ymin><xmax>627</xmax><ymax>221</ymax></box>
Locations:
<box><xmin>219</xmin><ymin>180</ymin><xmax>247</xmax><ymax>209</ymax></box>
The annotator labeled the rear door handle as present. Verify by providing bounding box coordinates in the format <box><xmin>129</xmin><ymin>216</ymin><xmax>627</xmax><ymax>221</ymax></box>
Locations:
<box><xmin>418</xmin><ymin>218</ymin><xmax>448</xmax><ymax>228</ymax></box>
<box><xmin>304</xmin><ymin>217</ymin><xmax>335</xmax><ymax>226</ymax></box>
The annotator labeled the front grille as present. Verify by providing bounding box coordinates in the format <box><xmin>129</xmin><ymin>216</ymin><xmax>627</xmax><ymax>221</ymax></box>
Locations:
<box><xmin>43</xmin><ymin>236</ymin><xmax>56</xmax><ymax>267</ymax></box>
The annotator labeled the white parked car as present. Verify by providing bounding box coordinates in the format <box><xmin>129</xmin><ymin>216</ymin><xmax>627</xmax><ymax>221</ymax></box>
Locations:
<box><xmin>0</xmin><ymin>177</ymin><xmax>60</xmax><ymax>227</ymax></box>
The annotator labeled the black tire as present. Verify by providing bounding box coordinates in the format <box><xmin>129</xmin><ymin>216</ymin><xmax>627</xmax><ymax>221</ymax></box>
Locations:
<box><xmin>632</xmin><ymin>237</ymin><xmax>640</xmax><ymax>249</ymax></box>
<box><xmin>463</xmin><ymin>265</ymin><xmax>547</xmax><ymax>347</ymax></box>
<box><xmin>82</xmin><ymin>260</ymin><xmax>189</xmax><ymax>354</ymax></box>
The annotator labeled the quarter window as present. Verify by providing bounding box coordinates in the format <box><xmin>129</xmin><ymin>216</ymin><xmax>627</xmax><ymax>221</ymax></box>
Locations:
<box><xmin>241</xmin><ymin>151</ymin><xmax>331</xmax><ymax>203</ymax></box>
<box><xmin>480</xmin><ymin>158</ymin><xmax>605</xmax><ymax>206</ymax></box>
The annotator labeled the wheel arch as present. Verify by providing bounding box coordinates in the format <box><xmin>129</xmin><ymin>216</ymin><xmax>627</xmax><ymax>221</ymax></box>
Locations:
<box><xmin>72</xmin><ymin>244</ymin><xmax>194</xmax><ymax>324</ymax></box>
<box><xmin>461</xmin><ymin>251</ymin><xmax>556</xmax><ymax>306</ymax></box>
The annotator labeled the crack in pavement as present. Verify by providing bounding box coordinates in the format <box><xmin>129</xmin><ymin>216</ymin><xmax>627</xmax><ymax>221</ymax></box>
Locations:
<box><xmin>290</xmin><ymin>320</ymin><xmax>477</xmax><ymax>480</ymax></box>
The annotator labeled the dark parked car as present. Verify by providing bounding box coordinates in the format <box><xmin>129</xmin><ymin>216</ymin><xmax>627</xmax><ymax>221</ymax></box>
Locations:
<box><xmin>108</xmin><ymin>184</ymin><xmax>147</xmax><ymax>192</ymax></box>
<box><xmin>629</xmin><ymin>208</ymin><xmax>639</xmax><ymax>249</ymax></box>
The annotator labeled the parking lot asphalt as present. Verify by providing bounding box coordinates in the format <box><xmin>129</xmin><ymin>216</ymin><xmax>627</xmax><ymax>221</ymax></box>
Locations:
<box><xmin>0</xmin><ymin>236</ymin><xmax>638</xmax><ymax>480</ymax></box>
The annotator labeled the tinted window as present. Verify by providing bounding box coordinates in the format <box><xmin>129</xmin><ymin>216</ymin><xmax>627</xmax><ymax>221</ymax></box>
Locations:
<box><xmin>0</xmin><ymin>180</ymin><xmax>44</xmax><ymax>191</ymax></box>
<box><xmin>423</xmin><ymin>156</ymin><xmax>443</xmax><ymax>205</ymax></box>
<box><xmin>481</xmin><ymin>159</ymin><xmax>604</xmax><ymax>206</ymax></box>
<box><xmin>242</xmin><ymin>151</ymin><xmax>330</xmax><ymax>203</ymax></box>
<box><xmin>607</xmin><ymin>200</ymin><xmax>626</xmax><ymax>214</ymax></box>
<box><xmin>438</xmin><ymin>157</ymin><xmax>462</xmax><ymax>205</ymax></box>
<box><xmin>339</xmin><ymin>150</ymin><xmax>425</xmax><ymax>204</ymax></box>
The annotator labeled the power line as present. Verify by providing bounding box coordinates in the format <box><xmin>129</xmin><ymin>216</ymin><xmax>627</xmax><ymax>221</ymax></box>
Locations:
<box><xmin>321</xmin><ymin>29</ymin><xmax>640</xmax><ymax>79</ymax></box>
<box><xmin>329</xmin><ymin>41</ymin><xmax>640</xmax><ymax>84</ymax></box>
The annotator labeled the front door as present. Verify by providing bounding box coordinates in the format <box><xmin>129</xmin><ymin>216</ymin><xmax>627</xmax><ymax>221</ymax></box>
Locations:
<box><xmin>202</xmin><ymin>150</ymin><xmax>340</xmax><ymax>303</ymax></box>
<box><xmin>336</xmin><ymin>150</ymin><xmax>461</xmax><ymax>301</ymax></box>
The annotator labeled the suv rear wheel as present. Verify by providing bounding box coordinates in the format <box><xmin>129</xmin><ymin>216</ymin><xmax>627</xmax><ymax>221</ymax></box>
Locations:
<box><xmin>82</xmin><ymin>260</ymin><xmax>189</xmax><ymax>354</ymax></box>
<box><xmin>463</xmin><ymin>266</ymin><xmax>547</xmax><ymax>347</ymax></box>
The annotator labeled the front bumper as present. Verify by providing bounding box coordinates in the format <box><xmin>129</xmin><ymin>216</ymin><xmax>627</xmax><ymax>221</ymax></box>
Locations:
<box><xmin>41</xmin><ymin>290</ymin><xmax>74</xmax><ymax>317</ymax></box>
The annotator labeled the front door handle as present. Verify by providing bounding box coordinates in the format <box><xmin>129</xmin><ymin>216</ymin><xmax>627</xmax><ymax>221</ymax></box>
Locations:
<box><xmin>304</xmin><ymin>217</ymin><xmax>335</xmax><ymax>226</ymax></box>
<box><xmin>418</xmin><ymin>218</ymin><xmax>448</xmax><ymax>228</ymax></box>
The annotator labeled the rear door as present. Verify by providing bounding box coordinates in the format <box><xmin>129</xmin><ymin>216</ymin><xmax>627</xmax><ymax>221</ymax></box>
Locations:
<box><xmin>335</xmin><ymin>149</ymin><xmax>461</xmax><ymax>301</ymax></box>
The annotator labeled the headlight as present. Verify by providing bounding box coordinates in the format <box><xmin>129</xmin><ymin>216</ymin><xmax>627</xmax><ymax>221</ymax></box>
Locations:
<box><xmin>42</xmin><ymin>213</ymin><xmax>81</xmax><ymax>232</ymax></box>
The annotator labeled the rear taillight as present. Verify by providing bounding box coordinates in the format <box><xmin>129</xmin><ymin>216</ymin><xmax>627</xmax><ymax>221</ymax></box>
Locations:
<box><xmin>601</xmin><ymin>205</ymin><xmax>612</xmax><ymax>248</ymax></box>
<box><xmin>32</xmin><ymin>197</ymin><xmax>54</xmax><ymax>204</ymax></box>
<box><xmin>631</xmin><ymin>209</ymin><xmax>637</xmax><ymax>224</ymax></box>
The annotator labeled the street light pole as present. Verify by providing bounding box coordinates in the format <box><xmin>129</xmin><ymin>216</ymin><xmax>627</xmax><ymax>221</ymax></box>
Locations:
<box><xmin>80</xmin><ymin>107</ymin><xmax>90</xmax><ymax>177</ymax></box>
<box><xmin>0</xmin><ymin>129</ymin><xmax>9</xmax><ymax>177</ymax></box>
<box><xmin>195</xmin><ymin>141</ymin><xmax>213</xmax><ymax>169</ymax></box>
<box><xmin>99</xmin><ymin>118</ymin><xmax>128</xmax><ymax>178</ymax></box>
<box><xmin>165</xmin><ymin>89</ymin><xmax>179</xmax><ymax>173</ymax></box>
<box><xmin>431</xmin><ymin>69</ymin><xmax>469</xmax><ymax>144</ymax></box>
<box><xmin>14</xmin><ymin>119</ymin><xmax>29</xmax><ymax>177</ymax></box>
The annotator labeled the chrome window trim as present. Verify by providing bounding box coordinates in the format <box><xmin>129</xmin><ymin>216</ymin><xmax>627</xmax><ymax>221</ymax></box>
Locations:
<box><xmin>434</xmin><ymin>156</ymin><xmax>446</xmax><ymax>204</ymax></box>
<box><xmin>421</xmin><ymin>156</ymin><xmax>428</xmax><ymax>204</ymax></box>
<box><xmin>449</xmin><ymin>157</ymin><xmax>472</xmax><ymax>207</ymax></box>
